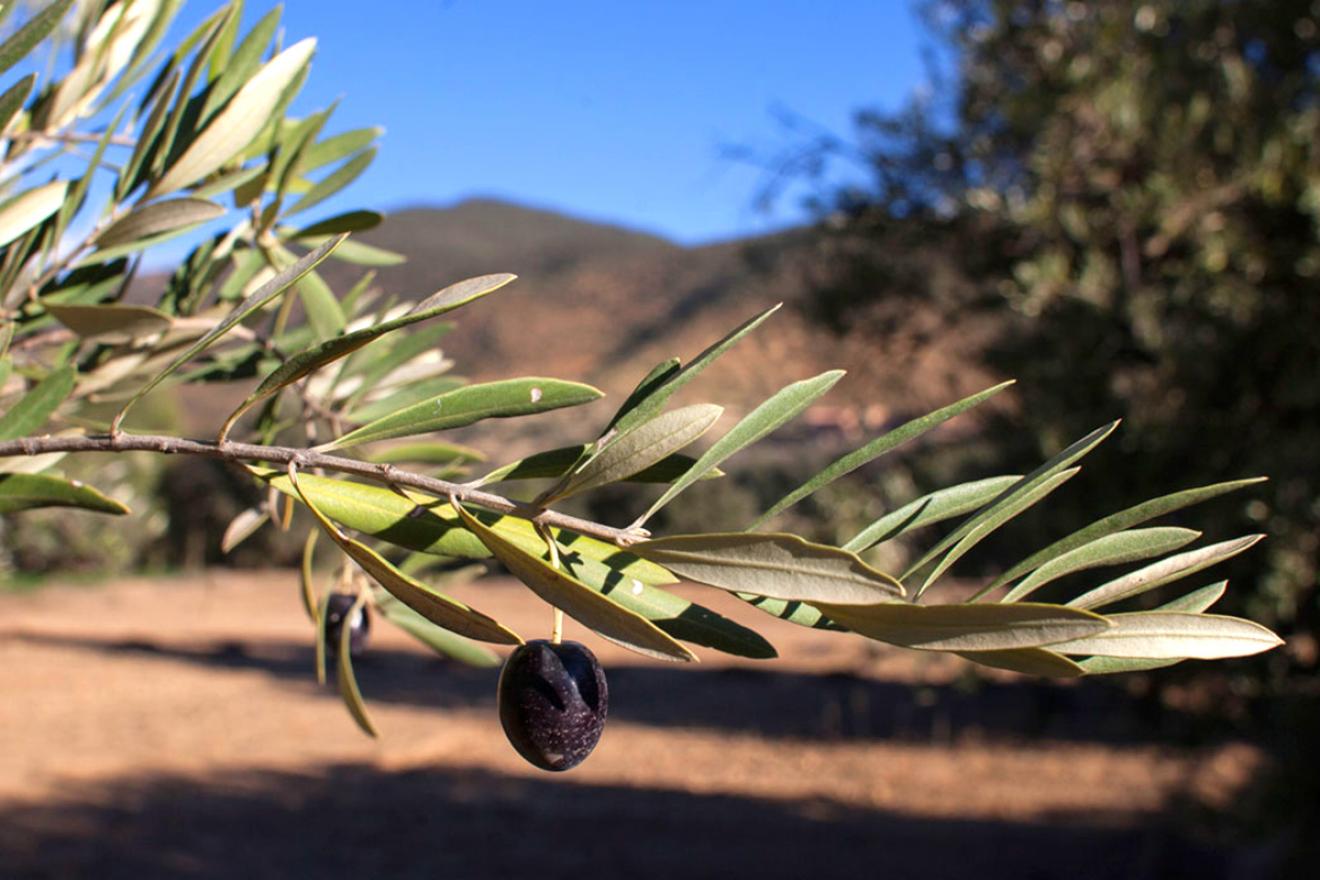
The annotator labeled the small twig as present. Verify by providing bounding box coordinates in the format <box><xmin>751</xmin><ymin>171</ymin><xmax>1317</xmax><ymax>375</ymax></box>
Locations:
<box><xmin>0</xmin><ymin>432</ymin><xmax>642</xmax><ymax>546</ymax></box>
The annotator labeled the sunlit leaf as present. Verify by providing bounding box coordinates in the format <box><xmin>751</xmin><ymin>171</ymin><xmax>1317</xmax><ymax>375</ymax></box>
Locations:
<box><xmin>93</xmin><ymin>198</ymin><xmax>225</xmax><ymax>253</ymax></box>
<box><xmin>1051</xmin><ymin>611</ymin><xmax>1282</xmax><ymax>659</ymax></box>
<box><xmin>292</xmin><ymin>210</ymin><xmax>383</xmax><ymax>237</ymax></box>
<box><xmin>220</xmin><ymin>506</ymin><xmax>268</xmax><ymax>553</ymax></box>
<box><xmin>637</xmin><ymin>369</ymin><xmax>845</xmax><ymax>524</ymax></box>
<box><xmin>997</xmin><ymin>527</ymin><xmax>1202</xmax><ymax>604</ymax></box>
<box><xmin>365</xmin><ymin>441</ymin><xmax>485</xmax><ymax>467</ymax></box>
<box><xmin>0</xmin><ymin>365</ymin><xmax>75</xmax><ymax>441</ymax></box>
<box><xmin>1075</xmin><ymin>581</ymin><xmax>1230</xmax><ymax>674</ymax></box>
<box><xmin>0</xmin><ymin>472</ymin><xmax>129</xmax><ymax>515</ymax></box>
<box><xmin>287</xmin><ymin>146</ymin><xmax>375</xmax><ymax>215</ymax></box>
<box><xmin>751</xmin><ymin>381</ymin><xmax>1013</xmax><ymax>528</ymax></box>
<box><xmin>299</xmin><ymin>126</ymin><xmax>383</xmax><ymax>172</ymax></box>
<box><xmin>0</xmin><ymin>181</ymin><xmax>68</xmax><ymax>248</ymax></box>
<box><xmin>633</xmin><ymin>532</ymin><xmax>903</xmax><ymax>604</ymax></box>
<box><xmin>1067</xmin><ymin>535</ymin><xmax>1265</xmax><ymax>610</ymax></box>
<box><xmin>326</xmin><ymin>377</ymin><xmax>604</xmax><ymax>449</ymax></box>
<box><xmin>478</xmin><ymin>444</ymin><xmax>717</xmax><ymax>485</ymax></box>
<box><xmin>842</xmin><ymin>475</ymin><xmax>1022</xmax><ymax>552</ymax></box>
<box><xmin>454</xmin><ymin>501</ymin><xmax>695</xmax><ymax>661</ymax></box>
<box><xmin>815</xmin><ymin>601</ymin><xmax>1112</xmax><ymax>652</ymax></box>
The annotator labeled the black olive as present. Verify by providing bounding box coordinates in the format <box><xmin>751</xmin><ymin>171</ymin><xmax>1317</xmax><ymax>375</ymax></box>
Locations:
<box><xmin>323</xmin><ymin>592</ymin><xmax>370</xmax><ymax>659</ymax></box>
<box><xmin>497</xmin><ymin>639</ymin><xmax>608</xmax><ymax>771</ymax></box>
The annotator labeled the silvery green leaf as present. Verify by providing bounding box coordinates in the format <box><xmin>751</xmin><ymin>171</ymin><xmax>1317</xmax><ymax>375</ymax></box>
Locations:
<box><xmin>633</xmin><ymin>532</ymin><xmax>903</xmax><ymax>604</ymax></box>
<box><xmin>842</xmin><ymin>475</ymin><xmax>1022</xmax><ymax>552</ymax></box>
<box><xmin>751</xmin><ymin>381</ymin><xmax>1013</xmax><ymax>528</ymax></box>
<box><xmin>954</xmin><ymin>647</ymin><xmax>1086</xmax><ymax>677</ymax></box>
<box><xmin>998</xmin><ymin>527</ymin><xmax>1202</xmax><ymax>604</ymax></box>
<box><xmin>220</xmin><ymin>507</ymin><xmax>268</xmax><ymax>554</ymax></box>
<box><xmin>0</xmin><ymin>181</ymin><xmax>68</xmax><ymax>248</ymax></box>
<box><xmin>0</xmin><ymin>0</ymin><xmax>74</xmax><ymax>76</ymax></box>
<box><xmin>815</xmin><ymin>601</ymin><xmax>1112</xmax><ymax>652</ymax></box>
<box><xmin>93</xmin><ymin>198</ymin><xmax>225</xmax><ymax>250</ymax></box>
<box><xmin>375</xmin><ymin>594</ymin><xmax>501</xmax><ymax>667</ymax></box>
<box><xmin>0</xmin><ymin>365</ymin><xmax>74</xmax><ymax>441</ymax></box>
<box><xmin>45</xmin><ymin>304</ymin><xmax>172</xmax><ymax>341</ymax></box>
<box><xmin>1051</xmin><ymin>611</ymin><xmax>1282</xmax><ymax>659</ymax></box>
<box><xmin>1067</xmin><ymin>535</ymin><xmax>1264</xmax><ymax>610</ymax></box>
<box><xmin>1074</xmin><ymin>581</ymin><xmax>1230</xmax><ymax>674</ymax></box>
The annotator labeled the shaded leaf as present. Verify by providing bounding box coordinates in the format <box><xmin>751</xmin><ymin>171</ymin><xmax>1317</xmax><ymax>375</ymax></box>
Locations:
<box><xmin>336</xmin><ymin>592</ymin><xmax>378</xmax><ymax>737</ymax></box>
<box><xmin>220</xmin><ymin>506</ymin><xmax>268</xmax><ymax>553</ymax></box>
<box><xmin>1051</xmin><ymin>611</ymin><xmax>1282</xmax><ymax>659</ymax></box>
<box><xmin>955</xmin><ymin>648</ymin><xmax>1086</xmax><ymax>677</ymax></box>
<box><xmin>45</xmin><ymin>304</ymin><xmax>171</xmax><ymax>340</ymax></box>
<box><xmin>0</xmin><ymin>74</ymin><xmax>35</xmax><ymax>136</ymax></box>
<box><xmin>1067</xmin><ymin>535</ymin><xmax>1264</xmax><ymax>611</ymax></box>
<box><xmin>0</xmin><ymin>472</ymin><xmax>129</xmax><ymax>515</ymax></box>
<box><xmin>292</xmin><ymin>210</ymin><xmax>383</xmax><ymax>237</ymax></box>
<box><xmin>375</xmin><ymin>594</ymin><xmax>501</xmax><ymax>667</ymax></box>
<box><xmin>998</xmin><ymin>527</ymin><xmax>1202</xmax><ymax>604</ymax></box>
<box><xmin>842</xmin><ymin>475</ymin><xmax>1023</xmax><ymax>552</ymax></box>
<box><xmin>815</xmin><ymin>601</ymin><xmax>1112</xmax><ymax>652</ymax></box>
<box><xmin>637</xmin><ymin>369</ymin><xmax>845</xmax><ymax>524</ymax></box>
<box><xmin>0</xmin><ymin>365</ymin><xmax>75</xmax><ymax>441</ymax></box>
<box><xmin>94</xmin><ymin>198</ymin><xmax>225</xmax><ymax>249</ymax></box>
<box><xmin>365</xmin><ymin>441</ymin><xmax>485</xmax><ymax>466</ymax></box>
<box><xmin>453</xmin><ymin>501</ymin><xmax>696</xmax><ymax>662</ymax></box>
<box><xmin>300</xmin><ymin>528</ymin><xmax>320</xmax><ymax>624</ymax></box>
<box><xmin>326</xmin><ymin>377</ymin><xmax>604</xmax><ymax>449</ymax></box>
<box><xmin>0</xmin><ymin>0</ymin><xmax>74</xmax><ymax>76</ymax></box>
<box><xmin>633</xmin><ymin>532</ymin><xmax>903</xmax><ymax>604</ymax></box>
<box><xmin>752</xmin><ymin>381</ymin><xmax>1013</xmax><ymax>528</ymax></box>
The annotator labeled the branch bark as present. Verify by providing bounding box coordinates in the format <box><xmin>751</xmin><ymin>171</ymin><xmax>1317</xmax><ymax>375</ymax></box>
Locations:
<box><xmin>0</xmin><ymin>432</ymin><xmax>645</xmax><ymax>546</ymax></box>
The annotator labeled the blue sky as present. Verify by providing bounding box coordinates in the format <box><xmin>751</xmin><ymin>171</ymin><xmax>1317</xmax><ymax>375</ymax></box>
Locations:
<box><xmin>169</xmin><ymin>0</ymin><xmax>928</xmax><ymax>244</ymax></box>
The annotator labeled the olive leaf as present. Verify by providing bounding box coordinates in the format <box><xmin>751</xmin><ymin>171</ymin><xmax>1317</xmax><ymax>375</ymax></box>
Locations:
<box><xmin>477</xmin><ymin>444</ymin><xmax>716</xmax><ymax>485</ymax></box>
<box><xmin>92</xmin><ymin>198</ymin><xmax>225</xmax><ymax>252</ymax></box>
<box><xmin>954</xmin><ymin>648</ymin><xmax>1086</xmax><ymax>678</ymax></box>
<box><xmin>0</xmin><ymin>0</ymin><xmax>74</xmax><ymax>76</ymax></box>
<box><xmin>843</xmin><ymin>475</ymin><xmax>1023</xmax><ymax>552</ymax></box>
<box><xmin>336</xmin><ymin>591</ymin><xmax>378</xmax><ymax>737</ymax></box>
<box><xmin>300</xmin><ymin>529</ymin><xmax>321</xmax><ymax>624</ymax></box>
<box><xmin>814</xmin><ymin>601</ymin><xmax>1112</xmax><ymax>652</ymax></box>
<box><xmin>1066</xmin><ymin>535</ymin><xmax>1265</xmax><ymax>610</ymax></box>
<box><xmin>632</xmin><ymin>532</ymin><xmax>903</xmax><ymax>604</ymax></box>
<box><xmin>1049</xmin><ymin>611</ymin><xmax>1283</xmax><ymax>659</ymax></box>
<box><xmin>220</xmin><ymin>506</ymin><xmax>268</xmax><ymax>553</ymax></box>
<box><xmin>45</xmin><ymin>304</ymin><xmax>172</xmax><ymax>341</ymax></box>
<box><xmin>1075</xmin><ymin>581</ymin><xmax>1229</xmax><ymax>674</ymax></box>
<box><xmin>0</xmin><ymin>365</ymin><xmax>75</xmax><ymax>441</ymax></box>
<box><xmin>374</xmin><ymin>593</ymin><xmax>501</xmax><ymax>667</ymax></box>
<box><xmin>453</xmin><ymin>500</ymin><xmax>697</xmax><ymax>662</ymax></box>
<box><xmin>0</xmin><ymin>181</ymin><xmax>68</xmax><ymax>248</ymax></box>
<box><xmin>0</xmin><ymin>473</ymin><xmax>129</xmax><ymax>515</ymax></box>
<box><xmin>997</xmin><ymin>527</ymin><xmax>1202</xmax><ymax>604</ymax></box>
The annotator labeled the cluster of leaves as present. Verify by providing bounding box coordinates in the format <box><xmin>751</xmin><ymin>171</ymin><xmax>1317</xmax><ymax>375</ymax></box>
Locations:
<box><xmin>0</xmin><ymin>1</ymin><xmax>1283</xmax><ymax>738</ymax></box>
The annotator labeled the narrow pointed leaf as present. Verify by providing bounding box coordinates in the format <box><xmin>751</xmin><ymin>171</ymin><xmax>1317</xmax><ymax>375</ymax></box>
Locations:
<box><xmin>453</xmin><ymin>501</ymin><xmax>696</xmax><ymax>662</ymax></box>
<box><xmin>198</xmin><ymin>4</ymin><xmax>281</xmax><ymax>121</ymax></box>
<box><xmin>115</xmin><ymin>234</ymin><xmax>344</xmax><ymax>429</ymax></box>
<box><xmin>1067</xmin><ymin>535</ymin><xmax>1265</xmax><ymax>611</ymax></box>
<box><xmin>1050</xmin><ymin>611</ymin><xmax>1282</xmax><ymax>659</ymax></box>
<box><xmin>634</xmin><ymin>532</ymin><xmax>903</xmax><ymax>604</ymax></box>
<box><xmin>0</xmin><ymin>472</ymin><xmax>129</xmax><ymax>514</ymax></box>
<box><xmin>292</xmin><ymin>210</ymin><xmax>383</xmax><ymax>237</ymax></box>
<box><xmin>150</xmin><ymin>38</ymin><xmax>316</xmax><ymax>196</ymax></box>
<box><xmin>736</xmin><ymin>594</ymin><xmax>842</xmax><ymax>630</ymax></box>
<box><xmin>918</xmin><ymin>467</ymin><xmax>1081</xmax><ymax>594</ymax></box>
<box><xmin>904</xmin><ymin>421</ymin><xmax>1119</xmax><ymax>587</ymax></box>
<box><xmin>300</xmin><ymin>127</ymin><xmax>383</xmax><ymax>172</ymax></box>
<box><xmin>478</xmin><ymin>444</ymin><xmax>718</xmax><ymax>486</ymax></box>
<box><xmin>94</xmin><ymin>198</ymin><xmax>225</xmax><ymax>250</ymax></box>
<box><xmin>45</xmin><ymin>304</ymin><xmax>172</xmax><ymax>340</ymax></box>
<box><xmin>0</xmin><ymin>181</ymin><xmax>68</xmax><ymax>248</ymax></box>
<box><xmin>843</xmin><ymin>475</ymin><xmax>1022</xmax><ymax>552</ymax></box>
<box><xmin>314</xmin><ymin>593</ymin><xmax>330</xmax><ymax>685</ymax></box>
<box><xmin>955</xmin><ymin>648</ymin><xmax>1086</xmax><ymax>677</ymax></box>
<box><xmin>0</xmin><ymin>0</ymin><xmax>75</xmax><ymax>76</ymax></box>
<box><xmin>555</xmin><ymin>404</ymin><xmax>723</xmax><ymax>500</ymax></box>
<box><xmin>0</xmin><ymin>73</ymin><xmax>35</xmax><ymax>136</ymax></box>
<box><xmin>987</xmin><ymin>477</ymin><xmax>1268</xmax><ymax>592</ymax></box>
<box><xmin>0</xmin><ymin>365</ymin><xmax>75</xmax><ymax>441</ymax></box>
<box><xmin>326</xmin><ymin>377</ymin><xmax>603</xmax><ymax>449</ymax></box>
<box><xmin>336</xmin><ymin>592</ymin><xmax>378</xmax><ymax>737</ymax></box>
<box><xmin>365</xmin><ymin>441</ymin><xmax>485</xmax><ymax>467</ymax></box>
<box><xmin>1156</xmin><ymin>580</ymin><xmax>1228</xmax><ymax>614</ymax></box>
<box><xmin>321</xmin><ymin>237</ymin><xmax>405</xmax><ymax>266</ymax></box>
<box><xmin>287</xmin><ymin>146</ymin><xmax>375</xmax><ymax>215</ymax></box>
<box><xmin>375</xmin><ymin>595</ymin><xmax>501</xmax><ymax>667</ymax></box>
<box><xmin>1075</xmin><ymin>582</ymin><xmax>1230</xmax><ymax>674</ymax></box>
<box><xmin>815</xmin><ymin>601</ymin><xmax>1112</xmax><ymax>652</ymax></box>
<box><xmin>752</xmin><ymin>381</ymin><xmax>1013</xmax><ymax>528</ymax></box>
<box><xmin>605</xmin><ymin>303</ymin><xmax>781</xmax><ymax>440</ymax></box>
<box><xmin>638</xmin><ymin>369</ymin><xmax>845</xmax><ymax>523</ymax></box>
<box><xmin>289</xmin><ymin>470</ymin><xmax>522</xmax><ymax>645</ymax></box>
<box><xmin>998</xmin><ymin>527</ymin><xmax>1202</xmax><ymax>604</ymax></box>
<box><xmin>300</xmin><ymin>528</ymin><xmax>320</xmax><ymax>624</ymax></box>
<box><xmin>220</xmin><ymin>506</ymin><xmax>268</xmax><ymax>553</ymax></box>
<box><xmin>222</xmin><ymin>273</ymin><xmax>513</xmax><ymax>435</ymax></box>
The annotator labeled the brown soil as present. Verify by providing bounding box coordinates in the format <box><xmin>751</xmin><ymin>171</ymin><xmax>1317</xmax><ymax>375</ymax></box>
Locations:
<box><xmin>0</xmin><ymin>571</ymin><xmax>1269</xmax><ymax>879</ymax></box>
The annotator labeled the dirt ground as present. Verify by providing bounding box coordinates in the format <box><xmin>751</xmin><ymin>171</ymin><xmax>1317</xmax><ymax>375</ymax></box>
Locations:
<box><xmin>0</xmin><ymin>570</ymin><xmax>1277</xmax><ymax>879</ymax></box>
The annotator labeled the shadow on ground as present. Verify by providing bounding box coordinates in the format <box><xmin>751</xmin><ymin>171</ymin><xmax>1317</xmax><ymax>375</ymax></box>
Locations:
<box><xmin>1</xmin><ymin>762</ymin><xmax>1251</xmax><ymax>880</ymax></box>
<box><xmin>15</xmin><ymin>631</ymin><xmax>1206</xmax><ymax>745</ymax></box>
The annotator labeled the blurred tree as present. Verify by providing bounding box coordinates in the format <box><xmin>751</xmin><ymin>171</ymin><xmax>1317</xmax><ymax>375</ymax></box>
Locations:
<box><xmin>777</xmin><ymin>0</ymin><xmax>1319</xmax><ymax>675</ymax></box>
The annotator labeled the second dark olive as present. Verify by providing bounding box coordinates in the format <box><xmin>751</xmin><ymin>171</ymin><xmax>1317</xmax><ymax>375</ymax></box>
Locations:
<box><xmin>497</xmin><ymin>639</ymin><xmax>608</xmax><ymax>772</ymax></box>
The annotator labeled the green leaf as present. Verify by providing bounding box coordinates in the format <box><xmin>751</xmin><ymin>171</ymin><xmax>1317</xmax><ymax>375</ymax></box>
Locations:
<box><xmin>603</xmin><ymin>303</ymin><xmax>781</xmax><ymax>441</ymax></box>
<box><xmin>637</xmin><ymin>369</ymin><xmax>845</xmax><ymax>524</ymax></box>
<box><xmin>295</xmin><ymin>268</ymin><xmax>345</xmax><ymax>342</ymax></box>
<box><xmin>289</xmin><ymin>469</ymin><xmax>522</xmax><ymax>645</ymax></box>
<box><xmin>365</xmin><ymin>441</ymin><xmax>486</xmax><ymax>466</ymax></box>
<box><xmin>1050</xmin><ymin>611</ymin><xmax>1282</xmax><ymax>659</ymax></box>
<box><xmin>633</xmin><ymin>532</ymin><xmax>903</xmax><ymax>604</ymax></box>
<box><xmin>1157</xmin><ymin>580</ymin><xmax>1228</xmax><ymax>614</ymax></box>
<box><xmin>314</xmin><ymin>593</ymin><xmax>329</xmax><ymax>685</ymax></box>
<box><xmin>0</xmin><ymin>0</ymin><xmax>75</xmax><ymax>76</ymax></box>
<box><xmin>326</xmin><ymin>377</ymin><xmax>604</xmax><ymax>449</ymax></box>
<box><xmin>344</xmin><ymin>376</ymin><xmax>465</xmax><ymax>425</ymax></box>
<box><xmin>375</xmin><ymin>594</ymin><xmax>501</xmax><ymax>667</ymax></box>
<box><xmin>1067</xmin><ymin>535</ymin><xmax>1265</xmax><ymax>611</ymax></box>
<box><xmin>479</xmin><ymin>444</ymin><xmax>717</xmax><ymax>485</ymax></box>
<box><xmin>1074</xmin><ymin>582</ymin><xmax>1230</xmax><ymax>674</ymax></box>
<box><xmin>292</xmin><ymin>210</ymin><xmax>383</xmax><ymax>237</ymax></box>
<box><xmin>842</xmin><ymin>475</ymin><xmax>1023</xmax><ymax>552</ymax></box>
<box><xmin>336</xmin><ymin>592</ymin><xmax>378</xmax><ymax>737</ymax></box>
<box><xmin>220</xmin><ymin>506</ymin><xmax>268</xmax><ymax>554</ymax></box>
<box><xmin>904</xmin><ymin>421</ymin><xmax>1119</xmax><ymax>591</ymax></box>
<box><xmin>113</xmin><ymin>234</ymin><xmax>345</xmax><ymax>430</ymax></box>
<box><xmin>321</xmin><ymin>237</ymin><xmax>405</xmax><ymax>266</ymax></box>
<box><xmin>300</xmin><ymin>528</ymin><xmax>320</xmax><ymax>624</ymax></box>
<box><xmin>0</xmin><ymin>181</ymin><xmax>68</xmax><ymax>248</ymax></box>
<box><xmin>553</xmin><ymin>404</ymin><xmax>723</xmax><ymax>500</ymax></box>
<box><xmin>93</xmin><ymin>198</ymin><xmax>225</xmax><ymax>250</ymax></box>
<box><xmin>954</xmin><ymin>648</ymin><xmax>1086</xmax><ymax>677</ymax></box>
<box><xmin>735</xmin><ymin>594</ymin><xmax>842</xmax><ymax>630</ymax></box>
<box><xmin>45</xmin><ymin>304</ymin><xmax>172</xmax><ymax>341</ymax></box>
<box><xmin>0</xmin><ymin>365</ymin><xmax>74</xmax><ymax>441</ymax></box>
<box><xmin>751</xmin><ymin>381</ymin><xmax>1013</xmax><ymax>529</ymax></box>
<box><xmin>198</xmin><ymin>3</ymin><xmax>281</xmax><ymax>121</ymax></box>
<box><xmin>287</xmin><ymin>146</ymin><xmax>375</xmax><ymax>215</ymax></box>
<box><xmin>917</xmin><ymin>467</ymin><xmax>1081</xmax><ymax>593</ymax></box>
<box><xmin>985</xmin><ymin>477</ymin><xmax>1268</xmax><ymax>593</ymax></box>
<box><xmin>0</xmin><ymin>472</ymin><xmax>129</xmax><ymax>515</ymax></box>
<box><xmin>0</xmin><ymin>73</ymin><xmax>35</xmax><ymax>136</ymax></box>
<box><xmin>815</xmin><ymin>601</ymin><xmax>1112</xmax><ymax>652</ymax></box>
<box><xmin>150</xmin><ymin>37</ymin><xmax>316</xmax><ymax>196</ymax></box>
<box><xmin>453</xmin><ymin>500</ymin><xmax>696</xmax><ymax>661</ymax></box>
<box><xmin>299</xmin><ymin>126</ymin><xmax>383</xmax><ymax>172</ymax></box>
<box><xmin>997</xmin><ymin>527</ymin><xmax>1202</xmax><ymax>604</ymax></box>
<box><xmin>221</xmin><ymin>273</ymin><xmax>513</xmax><ymax>437</ymax></box>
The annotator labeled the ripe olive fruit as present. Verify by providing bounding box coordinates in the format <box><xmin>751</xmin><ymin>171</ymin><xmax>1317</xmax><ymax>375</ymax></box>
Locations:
<box><xmin>498</xmin><ymin>639</ymin><xmax>608</xmax><ymax>772</ymax></box>
<box><xmin>323</xmin><ymin>592</ymin><xmax>370</xmax><ymax>659</ymax></box>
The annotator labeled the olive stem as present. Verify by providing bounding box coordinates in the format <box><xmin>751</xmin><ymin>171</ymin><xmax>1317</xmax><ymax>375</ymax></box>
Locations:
<box><xmin>0</xmin><ymin>432</ymin><xmax>645</xmax><ymax>546</ymax></box>
<box><xmin>535</xmin><ymin>521</ymin><xmax>566</xmax><ymax>644</ymax></box>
